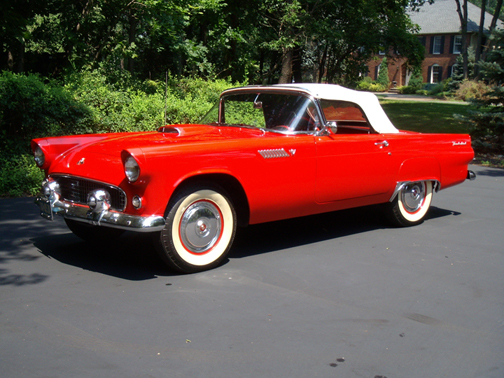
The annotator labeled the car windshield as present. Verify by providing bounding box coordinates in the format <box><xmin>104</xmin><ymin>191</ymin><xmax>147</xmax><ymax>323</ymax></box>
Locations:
<box><xmin>201</xmin><ymin>93</ymin><xmax>321</xmax><ymax>133</ymax></box>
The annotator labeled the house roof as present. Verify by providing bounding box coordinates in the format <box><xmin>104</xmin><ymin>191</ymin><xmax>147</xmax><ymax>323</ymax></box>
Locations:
<box><xmin>408</xmin><ymin>0</ymin><xmax>504</xmax><ymax>34</ymax></box>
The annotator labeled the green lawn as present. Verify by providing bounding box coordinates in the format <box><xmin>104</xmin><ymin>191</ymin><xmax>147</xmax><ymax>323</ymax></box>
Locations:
<box><xmin>379</xmin><ymin>99</ymin><xmax>474</xmax><ymax>134</ymax></box>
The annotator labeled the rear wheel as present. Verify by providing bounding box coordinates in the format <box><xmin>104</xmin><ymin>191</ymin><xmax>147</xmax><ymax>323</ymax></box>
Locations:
<box><xmin>155</xmin><ymin>185</ymin><xmax>236</xmax><ymax>273</ymax></box>
<box><xmin>65</xmin><ymin>218</ymin><xmax>125</xmax><ymax>242</ymax></box>
<box><xmin>386</xmin><ymin>181</ymin><xmax>433</xmax><ymax>227</ymax></box>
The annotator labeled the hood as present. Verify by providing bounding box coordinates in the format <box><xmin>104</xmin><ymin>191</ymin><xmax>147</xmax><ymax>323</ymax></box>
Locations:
<box><xmin>44</xmin><ymin>124</ymin><xmax>266</xmax><ymax>183</ymax></box>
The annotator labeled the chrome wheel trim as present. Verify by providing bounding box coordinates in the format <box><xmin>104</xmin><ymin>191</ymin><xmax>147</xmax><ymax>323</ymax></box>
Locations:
<box><xmin>180</xmin><ymin>200</ymin><xmax>222</xmax><ymax>254</ymax></box>
<box><xmin>401</xmin><ymin>182</ymin><xmax>426</xmax><ymax>213</ymax></box>
<box><xmin>171</xmin><ymin>190</ymin><xmax>234</xmax><ymax>266</ymax></box>
<box><xmin>397</xmin><ymin>181</ymin><xmax>433</xmax><ymax>223</ymax></box>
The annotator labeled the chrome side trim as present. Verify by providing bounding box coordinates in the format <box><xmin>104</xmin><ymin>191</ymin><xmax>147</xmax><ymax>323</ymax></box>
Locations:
<box><xmin>35</xmin><ymin>196</ymin><xmax>165</xmax><ymax>232</ymax></box>
<box><xmin>258</xmin><ymin>148</ymin><xmax>291</xmax><ymax>159</ymax></box>
<box><xmin>389</xmin><ymin>180</ymin><xmax>440</xmax><ymax>202</ymax></box>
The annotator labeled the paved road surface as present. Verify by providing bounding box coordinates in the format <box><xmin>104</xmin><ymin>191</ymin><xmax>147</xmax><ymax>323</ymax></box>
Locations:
<box><xmin>1</xmin><ymin>164</ymin><xmax>503</xmax><ymax>378</ymax></box>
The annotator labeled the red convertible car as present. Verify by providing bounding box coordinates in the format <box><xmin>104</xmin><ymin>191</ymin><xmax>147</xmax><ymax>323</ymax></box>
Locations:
<box><xmin>33</xmin><ymin>84</ymin><xmax>475</xmax><ymax>273</ymax></box>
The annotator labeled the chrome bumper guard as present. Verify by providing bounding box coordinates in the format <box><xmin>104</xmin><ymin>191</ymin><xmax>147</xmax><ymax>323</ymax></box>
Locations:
<box><xmin>35</xmin><ymin>195</ymin><xmax>165</xmax><ymax>232</ymax></box>
<box><xmin>467</xmin><ymin>170</ymin><xmax>476</xmax><ymax>181</ymax></box>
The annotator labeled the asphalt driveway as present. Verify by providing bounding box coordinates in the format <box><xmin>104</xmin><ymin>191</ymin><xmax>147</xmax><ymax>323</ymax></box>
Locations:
<box><xmin>1</xmin><ymin>164</ymin><xmax>503</xmax><ymax>378</ymax></box>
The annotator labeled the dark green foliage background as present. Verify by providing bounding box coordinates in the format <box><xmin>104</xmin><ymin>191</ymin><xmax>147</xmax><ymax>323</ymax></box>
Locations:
<box><xmin>0</xmin><ymin>71</ymin><xmax>239</xmax><ymax>196</ymax></box>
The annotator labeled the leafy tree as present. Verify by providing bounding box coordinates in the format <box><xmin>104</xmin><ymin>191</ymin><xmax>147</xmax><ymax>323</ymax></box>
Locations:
<box><xmin>301</xmin><ymin>0</ymin><xmax>427</xmax><ymax>85</ymax></box>
<box><xmin>2</xmin><ymin>0</ymin><xmax>433</xmax><ymax>84</ymax></box>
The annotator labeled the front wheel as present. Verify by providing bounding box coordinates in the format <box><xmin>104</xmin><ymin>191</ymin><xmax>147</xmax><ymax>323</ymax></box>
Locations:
<box><xmin>386</xmin><ymin>181</ymin><xmax>433</xmax><ymax>227</ymax></box>
<box><xmin>155</xmin><ymin>185</ymin><xmax>236</xmax><ymax>273</ymax></box>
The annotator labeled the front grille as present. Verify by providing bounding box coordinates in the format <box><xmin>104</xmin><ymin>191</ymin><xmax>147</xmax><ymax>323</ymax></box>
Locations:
<box><xmin>53</xmin><ymin>175</ymin><xmax>126</xmax><ymax>211</ymax></box>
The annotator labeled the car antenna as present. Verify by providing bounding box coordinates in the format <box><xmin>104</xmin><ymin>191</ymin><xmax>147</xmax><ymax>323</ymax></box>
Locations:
<box><xmin>164</xmin><ymin>71</ymin><xmax>168</xmax><ymax>126</ymax></box>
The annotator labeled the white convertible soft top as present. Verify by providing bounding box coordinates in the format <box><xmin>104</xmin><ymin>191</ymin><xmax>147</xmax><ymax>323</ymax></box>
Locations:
<box><xmin>275</xmin><ymin>83</ymin><xmax>399</xmax><ymax>134</ymax></box>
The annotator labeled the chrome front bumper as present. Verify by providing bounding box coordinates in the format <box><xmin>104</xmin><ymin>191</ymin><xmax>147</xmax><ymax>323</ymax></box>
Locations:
<box><xmin>35</xmin><ymin>195</ymin><xmax>166</xmax><ymax>232</ymax></box>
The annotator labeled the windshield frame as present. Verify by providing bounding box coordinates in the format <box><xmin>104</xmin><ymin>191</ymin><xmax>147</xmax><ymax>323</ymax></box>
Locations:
<box><xmin>201</xmin><ymin>88</ymin><xmax>325</xmax><ymax>135</ymax></box>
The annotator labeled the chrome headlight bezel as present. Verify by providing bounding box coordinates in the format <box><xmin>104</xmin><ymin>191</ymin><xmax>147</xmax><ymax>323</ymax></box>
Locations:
<box><xmin>124</xmin><ymin>156</ymin><xmax>140</xmax><ymax>183</ymax></box>
<box><xmin>34</xmin><ymin>145</ymin><xmax>45</xmax><ymax>167</ymax></box>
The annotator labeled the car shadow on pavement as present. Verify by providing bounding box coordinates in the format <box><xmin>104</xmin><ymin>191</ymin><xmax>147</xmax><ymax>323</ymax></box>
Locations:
<box><xmin>30</xmin><ymin>205</ymin><xmax>460</xmax><ymax>277</ymax></box>
<box><xmin>230</xmin><ymin>205</ymin><xmax>459</xmax><ymax>259</ymax></box>
<box><xmin>32</xmin><ymin>232</ymin><xmax>172</xmax><ymax>280</ymax></box>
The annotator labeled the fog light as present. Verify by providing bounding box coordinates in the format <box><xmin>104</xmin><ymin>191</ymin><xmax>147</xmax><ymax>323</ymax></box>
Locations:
<box><xmin>132</xmin><ymin>195</ymin><xmax>142</xmax><ymax>209</ymax></box>
<box><xmin>88</xmin><ymin>195</ymin><xmax>97</xmax><ymax>208</ymax></box>
<box><xmin>87</xmin><ymin>189</ymin><xmax>111</xmax><ymax>212</ymax></box>
<box><xmin>43</xmin><ymin>178</ymin><xmax>60</xmax><ymax>198</ymax></box>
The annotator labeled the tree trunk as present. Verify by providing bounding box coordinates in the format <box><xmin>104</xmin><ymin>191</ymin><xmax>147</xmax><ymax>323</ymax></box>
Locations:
<box><xmin>7</xmin><ymin>50</ymin><xmax>14</xmax><ymax>70</ymax></box>
<box><xmin>278</xmin><ymin>47</ymin><xmax>293</xmax><ymax>84</ymax></box>
<box><xmin>16</xmin><ymin>40</ymin><xmax>25</xmax><ymax>73</ymax></box>
<box><xmin>318</xmin><ymin>44</ymin><xmax>328</xmax><ymax>83</ymax></box>
<box><xmin>292</xmin><ymin>47</ymin><xmax>303</xmax><ymax>83</ymax></box>
<box><xmin>455</xmin><ymin>0</ymin><xmax>469</xmax><ymax>79</ymax></box>
<box><xmin>475</xmin><ymin>0</ymin><xmax>486</xmax><ymax>77</ymax></box>
<box><xmin>127</xmin><ymin>13</ymin><xmax>137</xmax><ymax>74</ymax></box>
<box><xmin>489</xmin><ymin>0</ymin><xmax>503</xmax><ymax>32</ymax></box>
<box><xmin>482</xmin><ymin>0</ymin><xmax>503</xmax><ymax>61</ymax></box>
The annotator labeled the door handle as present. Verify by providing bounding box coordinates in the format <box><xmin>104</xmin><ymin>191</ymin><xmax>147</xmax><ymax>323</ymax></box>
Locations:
<box><xmin>375</xmin><ymin>140</ymin><xmax>389</xmax><ymax>148</ymax></box>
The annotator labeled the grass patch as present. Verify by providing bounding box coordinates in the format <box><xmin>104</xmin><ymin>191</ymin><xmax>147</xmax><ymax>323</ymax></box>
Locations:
<box><xmin>380</xmin><ymin>100</ymin><xmax>474</xmax><ymax>134</ymax></box>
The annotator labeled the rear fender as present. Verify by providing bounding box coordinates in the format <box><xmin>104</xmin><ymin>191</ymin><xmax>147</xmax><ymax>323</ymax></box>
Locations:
<box><xmin>391</xmin><ymin>157</ymin><xmax>441</xmax><ymax>201</ymax></box>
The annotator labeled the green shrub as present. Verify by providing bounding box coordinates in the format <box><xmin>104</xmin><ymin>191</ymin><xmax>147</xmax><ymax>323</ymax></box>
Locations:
<box><xmin>65</xmin><ymin>71</ymin><xmax>241</xmax><ymax>131</ymax></box>
<box><xmin>368</xmin><ymin>83</ymin><xmax>387</xmax><ymax>92</ymax></box>
<box><xmin>455</xmin><ymin>80</ymin><xmax>491</xmax><ymax>101</ymax></box>
<box><xmin>0</xmin><ymin>71</ymin><xmax>95</xmax><ymax>155</ymax></box>
<box><xmin>356</xmin><ymin>80</ymin><xmax>371</xmax><ymax>91</ymax></box>
<box><xmin>408</xmin><ymin>68</ymin><xmax>424</xmax><ymax>90</ymax></box>
<box><xmin>398</xmin><ymin>85</ymin><xmax>418</xmax><ymax>94</ymax></box>
<box><xmin>0</xmin><ymin>155</ymin><xmax>44</xmax><ymax>197</ymax></box>
<box><xmin>427</xmin><ymin>82</ymin><xmax>446</xmax><ymax>96</ymax></box>
<box><xmin>0</xmin><ymin>70</ymin><xmax>242</xmax><ymax>196</ymax></box>
<box><xmin>356</xmin><ymin>78</ymin><xmax>386</xmax><ymax>92</ymax></box>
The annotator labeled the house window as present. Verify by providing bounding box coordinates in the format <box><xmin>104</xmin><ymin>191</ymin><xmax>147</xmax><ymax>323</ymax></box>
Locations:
<box><xmin>453</xmin><ymin>35</ymin><xmax>462</xmax><ymax>54</ymax></box>
<box><xmin>431</xmin><ymin>64</ymin><xmax>442</xmax><ymax>83</ymax></box>
<box><xmin>432</xmin><ymin>36</ymin><xmax>442</xmax><ymax>54</ymax></box>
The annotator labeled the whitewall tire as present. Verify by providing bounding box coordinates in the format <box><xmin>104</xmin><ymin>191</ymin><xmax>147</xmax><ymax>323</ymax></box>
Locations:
<box><xmin>156</xmin><ymin>185</ymin><xmax>236</xmax><ymax>273</ymax></box>
<box><xmin>387</xmin><ymin>181</ymin><xmax>433</xmax><ymax>227</ymax></box>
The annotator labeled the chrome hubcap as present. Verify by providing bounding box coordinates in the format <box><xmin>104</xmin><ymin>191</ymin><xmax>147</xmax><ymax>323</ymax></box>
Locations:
<box><xmin>180</xmin><ymin>201</ymin><xmax>222</xmax><ymax>254</ymax></box>
<box><xmin>401</xmin><ymin>182</ymin><xmax>425</xmax><ymax>213</ymax></box>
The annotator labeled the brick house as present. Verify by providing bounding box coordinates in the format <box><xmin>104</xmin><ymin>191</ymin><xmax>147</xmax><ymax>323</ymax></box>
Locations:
<box><xmin>366</xmin><ymin>0</ymin><xmax>503</xmax><ymax>87</ymax></box>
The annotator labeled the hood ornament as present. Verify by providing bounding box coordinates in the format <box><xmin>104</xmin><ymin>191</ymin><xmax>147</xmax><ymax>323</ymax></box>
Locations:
<box><xmin>77</xmin><ymin>158</ymin><xmax>85</xmax><ymax>165</ymax></box>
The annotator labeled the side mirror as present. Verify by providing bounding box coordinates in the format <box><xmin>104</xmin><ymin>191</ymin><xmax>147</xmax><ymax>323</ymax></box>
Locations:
<box><xmin>326</xmin><ymin>121</ymin><xmax>337</xmax><ymax>134</ymax></box>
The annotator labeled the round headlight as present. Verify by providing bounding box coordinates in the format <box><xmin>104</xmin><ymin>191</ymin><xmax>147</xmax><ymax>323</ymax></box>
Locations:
<box><xmin>34</xmin><ymin>145</ymin><xmax>45</xmax><ymax>167</ymax></box>
<box><xmin>124</xmin><ymin>156</ymin><xmax>140</xmax><ymax>182</ymax></box>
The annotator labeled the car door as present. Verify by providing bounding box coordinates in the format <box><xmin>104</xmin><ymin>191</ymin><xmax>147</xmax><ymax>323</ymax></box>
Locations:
<box><xmin>315</xmin><ymin>100</ymin><xmax>396</xmax><ymax>203</ymax></box>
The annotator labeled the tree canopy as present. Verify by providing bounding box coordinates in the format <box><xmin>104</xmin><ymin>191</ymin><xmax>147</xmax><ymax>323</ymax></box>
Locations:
<box><xmin>1</xmin><ymin>0</ymin><xmax>430</xmax><ymax>84</ymax></box>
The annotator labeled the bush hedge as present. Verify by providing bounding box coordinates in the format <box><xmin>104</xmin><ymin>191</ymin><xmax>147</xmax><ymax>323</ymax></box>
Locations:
<box><xmin>0</xmin><ymin>70</ymin><xmax>241</xmax><ymax>197</ymax></box>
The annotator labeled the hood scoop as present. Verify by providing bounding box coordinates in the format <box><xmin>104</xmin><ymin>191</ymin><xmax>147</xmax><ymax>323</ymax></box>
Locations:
<box><xmin>158</xmin><ymin>126</ymin><xmax>180</xmax><ymax>135</ymax></box>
